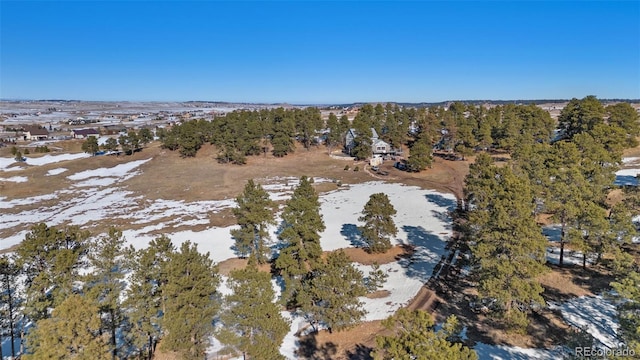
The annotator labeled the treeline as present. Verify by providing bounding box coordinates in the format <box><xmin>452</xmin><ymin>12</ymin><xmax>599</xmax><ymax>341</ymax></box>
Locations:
<box><xmin>82</xmin><ymin>128</ymin><xmax>154</xmax><ymax>156</ymax></box>
<box><xmin>461</xmin><ymin>97</ymin><xmax>640</xmax><ymax>336</ymax></box>
<box><xmin>0</xmin><ymin>176</ymin><xmax>476</xmax><ymax>359</ymax></box>
<box><xmin>154</xmin><ymin>102</ymin><xmax>560</xmax><ymax>172</ymax></box>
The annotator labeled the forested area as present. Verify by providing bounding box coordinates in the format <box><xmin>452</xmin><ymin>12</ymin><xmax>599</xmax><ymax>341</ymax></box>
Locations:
<box><xmin>154</xmin><ymin>102</ymin><xmax>558</xmax><ymax>167</ymax></box>
<box><xmin>4</xmin><ymin>97</ymin><xmax>640</xmax><ymax>359</ymax></box>
<box><xmin>460</xmin><ymin>97</ymin><xmax>640</xmax><ymax>348</ymax></box>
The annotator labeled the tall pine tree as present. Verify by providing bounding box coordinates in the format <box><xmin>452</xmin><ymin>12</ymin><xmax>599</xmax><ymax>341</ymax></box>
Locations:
<box><xmin>275</xmin><ymin>176</ymin><xmax>325</xmax><ymax>306</ymax></box>
<box><xmin>231</xmin><ymin>179</ymin><xmax>276</xmax><ymax>263</ymax></box>
<box><xmin>467</xmin><ymin>165</ymin><xmax>548</xmax><ymax>330</ymax></box>
<box><xmin>124</xmin><ymin>235</ymin><xmax>175</xmax><ymax>359</ymax></box>
<box><xmin>85</xmin><ymin>227</ymin><xmax>129</xmax><ymax>360</ymax></box>
<box><xmin>162</xmin><ymin>241</ymin><xmax>220</xmax><ymax>360</ymax></box>
<box><xmin>217</xmin><ymin>258</ymin><xmax>290</xmax><ymax>360</ymax></box>
<box><xmin>359</xmin><ymin>193</ymin><xmax>398</xmax><ymax>253</ymax></box>
<box><xmin>299</xmin><ymin>250</ymin><xmax>367</xmax><ymax>333</ymax></box>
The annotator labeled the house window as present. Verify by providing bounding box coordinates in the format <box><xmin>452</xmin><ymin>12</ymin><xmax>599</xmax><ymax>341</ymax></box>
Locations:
<box><xmin>377</xmin><ymin>146</ymin><xmax>385</xmax><ymax>151</ymax></box>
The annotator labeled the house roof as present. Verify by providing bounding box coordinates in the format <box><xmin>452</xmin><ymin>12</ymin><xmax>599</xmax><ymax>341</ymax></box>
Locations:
<box><xmin>73</xmin><ymin>128</ymin><xmax>100</xmax><ymax>136</ymax></box>
<box><xmin>24</xmin><ymin>126</ymin><xmax>49</xmax><ymax>136</ymax></box>
<box><xmin>349</xmin><ymin>128</ymin><xmax>379</xmax><ymax>139</ymax></box>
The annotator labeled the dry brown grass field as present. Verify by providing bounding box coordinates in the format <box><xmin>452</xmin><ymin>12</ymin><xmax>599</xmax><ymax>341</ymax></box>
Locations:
<box><xmin>3</xmin><ymin>137</ymin><xmax>638</xmax><ymax>359</ymax></box>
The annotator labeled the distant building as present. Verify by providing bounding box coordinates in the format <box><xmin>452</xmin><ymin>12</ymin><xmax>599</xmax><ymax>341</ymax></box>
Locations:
<box><xmin>23</xmin><ymin>126</ymin><xmax>49</xmax><ymax>141</ymax></box>
<box><xmin>72</xmin><ymin>128</ymin><xmax>100</xmax><ymax>139</ymax></box>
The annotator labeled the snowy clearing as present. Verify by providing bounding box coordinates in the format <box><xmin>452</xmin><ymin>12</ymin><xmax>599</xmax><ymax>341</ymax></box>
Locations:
<box><xmin>0</xmin><ymin>176</ymin><xmax>28</xmax><ymax>183</ymax></box>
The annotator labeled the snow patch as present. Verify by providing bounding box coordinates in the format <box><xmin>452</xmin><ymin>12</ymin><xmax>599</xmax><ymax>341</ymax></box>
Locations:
<box><xmin>0</xmin><ymin>176</ymin><xmax>28</xmax><ymax>183</ymax></box>
<box><xmin>46</xmin><ymin>167</ymin><xmax>68</xmax><ymax>176</ymax></box>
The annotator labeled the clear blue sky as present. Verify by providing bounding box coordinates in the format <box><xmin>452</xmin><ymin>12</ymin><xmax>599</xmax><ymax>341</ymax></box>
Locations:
<box><xmin>1</xmin><ymin>1</ymin><xmax>639</xmax><ymax>103</ymax></box>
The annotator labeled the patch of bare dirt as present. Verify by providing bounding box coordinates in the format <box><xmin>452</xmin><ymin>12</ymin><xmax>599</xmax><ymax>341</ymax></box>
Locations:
<box><xmin>340</xmin><ymin>246</ymin><xmax>406</xmax><ymax>265</ymax></box>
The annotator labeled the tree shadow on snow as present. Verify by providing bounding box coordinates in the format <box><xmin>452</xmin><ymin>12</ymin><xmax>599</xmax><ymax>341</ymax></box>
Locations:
<box><xmin>425</xmin><ymin>193</ymin><xmax>457</xmax><ymax>212</ymax></box>
<box><xmin>341</xmin><ymin>223</ymin><xmax>367</xmax><ymax>248</ymax></box>
<box><xmin>398</xmin><ymin>225</ymin><xmax>447</xmax><ymax>283</ymax></box>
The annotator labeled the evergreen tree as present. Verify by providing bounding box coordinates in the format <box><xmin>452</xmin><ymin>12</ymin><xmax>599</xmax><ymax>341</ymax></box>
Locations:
<box><xmin>82</xmin><ymin>136</ymin><xmax>100</xmax><ymax>156</ymax></box>
<box><xmin>85</xmin><ymin>227</ymin><xmax>129</xmax><ymax>360</ymax></box>
<box><xmin>326</xmin><ymin>112</ymin><xmax>341</xmax><ymax>152</ymax></box>
<box><xmin>299</xmin><ymin>250</ymin><xmax>367</xmax><ymax>333</ymax></box>
<box><xmin>545</xmin><ymin>141</ymin><xmax>590</xmax><ymax>267</ymax></box>
<box><xmin>406</xmin><ymin>140</ymin><xmax>432</xmax><ymax>172</ymax></box>
<box><xmin>372</xmin><ymin>309</ymin><xmax>477</xmax><ymax>360</ymax></box>
<box><xmin>138</xmin><ymin>127</ymin><xmax>154</xmax><ymax>147</ymax></box>
<box><xmin>365</xmin><ymin>262</ymin><xmax>388</xmax><ymax>293</ymax></box>
<box><xmin>231</xmin><ymin>179</ymin><xmax>276</xmax><ymax>263</ymax></box>
<box><xmin>15</xmin><ymin>223</ymin><xmax>89</xmax><ymax>322</ymax></box>
<box><xmin>359</xmin><ymin>193</ymin><xmax>398</xmax><ymax>253</ymax></box>
<box><xmin>468</xmin><ymin>166</ymin><xmax>547</xmax><ymax>330</ymax></box>
<box><xmin>103</xmin><ymin>137</ymin><xmax>119</xmax><ymax>152</ymax></box>
<box><xmin>611</xmin><ymin>271</ymin><xmax>640</xmax><ymax>355</ymax></box>
<box><xmin>0</xmin><ymin>255</ymin><xmax>21</xmax><ymax>359</ymax></box>
<box><xmin>271</xmin><ymin>110</ymin><xmax>295</xmax><ymax>157</ymax></box>
<box><xmin>162</xmin><ymin>241</ymin><xmax>220</xmax><ymax>360</ymax></box>
<box><xmin>607</xmin><ymin>102</ymin><xmax>640</xmax><ymax>147</ymax></box>
<box><xmin>338</xmin><ymin>115</ymin><xmax>351</xmax><ymax>147</ymax></box>
<box><xmin>125</xmin><ymin>235</ymin><xmax>175</xmax><ymax>359</ymax></box>
<box><xmin>295</xmin><ymin>107</ymin><xmax>323</xmax><ymax>149</ymax></box>
<box><xmin>274</xmin><ymin>176</ymin><xmax>325</xmax><ymax>306</ymax></box>
<box><xmin>119</xmin><ymin>134</ymin><xmax>133</xmax><ymax>155</ymax></box>
<box><xmin>558</xmin><ymin>96</ymin><xmax>605</xmax><ymax>139</ymax></box>
<box><xmin>217</xmin><ymin>258</ymin><xmax>289</xmax><ymax>360</ymax></box>
<box><xmin>23</xmin><ymin>294</ymin><xmax>111</xmax><ymax>360</ymax></box>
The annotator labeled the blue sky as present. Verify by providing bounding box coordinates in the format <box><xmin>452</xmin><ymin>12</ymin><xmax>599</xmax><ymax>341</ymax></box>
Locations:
<box><xmin>1</xmin><ymin>1</ymin><xmax>639</xmax><ymax>103</ymax></box>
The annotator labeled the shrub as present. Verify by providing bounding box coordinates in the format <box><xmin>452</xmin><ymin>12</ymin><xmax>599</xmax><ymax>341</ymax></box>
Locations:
<box><xmin>344</xmin><ymin>165</ymin><xmax>350</xmax><ymax>171</ymax></box>
<box><xmin>354</xmin><ymin>166</ymin><xmax>359</xmax><ymax>172</ymax></box>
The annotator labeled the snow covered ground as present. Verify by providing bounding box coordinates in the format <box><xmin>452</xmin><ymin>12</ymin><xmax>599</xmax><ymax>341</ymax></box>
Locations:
<box><xmin>616</xmin><ymin>157</ymin><xmax>640</xmax><ymax>186</ymax></box>
<box><xmin>1</xmin><ymin>154</ymin><xmax>626</xmax><ymax>359</ymax></box>
<box><xmin>0</xmin><ymin>176</ymin><xmax>28</xmax><ymax>183</ymax></box>
<box><xmin>550</xmin><ymin>295</ymin><xmax>621</xmax><ymax>349</ymax></box>
<box><xmin>0</xmin><ymin>153</ymin><xmax>91</xmax><ymax>173</ymax></box>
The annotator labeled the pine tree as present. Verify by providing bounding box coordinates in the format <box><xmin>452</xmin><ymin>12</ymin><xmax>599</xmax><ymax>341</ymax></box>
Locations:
<box><xmin>85</xmin><ymin>227</ymin><xmax>129</xmax><ymax>360</ymax></box>
<box><xmin>545</xmin><ymin>141</ymin><xmax>590</xmax><ymax>267</ymax></box>
<box><xmin>231</xmin><ymin>179</ymin><xmax>276</xmax><ymax>263</ymax></box>
<box><xmin>217</xmin><ymin>258</ymin><xmax>289</xmax><ymax>360</ymax></box>
<box><xmin>359</xmin><ymin>193</ymin><xmax>398</xmax><ymax>253</ymax></box>
<box><xmin>125</xmin><ymin>235</ymin><xmax>175</xmax><ymax>359</ymax></box>
<box><xmin>138</xmin><ymin>127</ymin><xmax>154</xmax><ymax>147</ymax></box>
<box><xmin>365</xmin><ymin>262</ymin><xmax>388</xmax><ymax>293</ymax></box>
<box><xmin>103</xmin><ymin>137</ymin><xmax>119</xmax><ymax>152</ymax></box>
<box><xmin>607</xmin><ymin>102</ymin><xmax>640</xmax><ymax>147</ymax></box>
<box><xmin>82</xmin><ymin>136</ymin><xmax>100</xmax><ymax>155</ymax></box>
<box><xmin>406</xmin><ymin>140</ymin><xmax>432</xmax><ymax>172</ymax></box>
<box><xmin>299</xmin><ymin>250</ymin><xmax>367</xmax><ymax>333</ymax></box>
<box><xmin>468</xmin><ymin>166</ymin><xmax>547</xmax><ymax>330</ymax></box>
<box><xmin>372</xmin><ymin>309</ymin><xmax>477</xmax><ymax>360</ymax></box>
<box><xmin>23</xmin><ymin>294</ymin><xmax>111</xmax><ymax>360</ymax></box>
<box><xmin>162</xmin><ymin>241</ymin><xmax>220</xmax><ymax>360</ymax></box>
<box><xmin>611</xmin><ymin>271</ymin><xmax>640</xmax><ymax>355</ymax></box>
<box><xmin>15</xmin><ymin>223</ymin><xmax>89</xmax><ymax>322</ymax></box>
<box><xmin>275</xmin><ymin>176</ymin><xmax>325</xmax><ymax>306</ymax></box>
<box><xmin>326</xmin><ymin>112</ymin><xmax>341</xmax><ymax>152</ymax></box>
<box><xmin>0</xmin><ymin>255</ymin><xmax>21</xmax><ymax>359</ymax></box>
